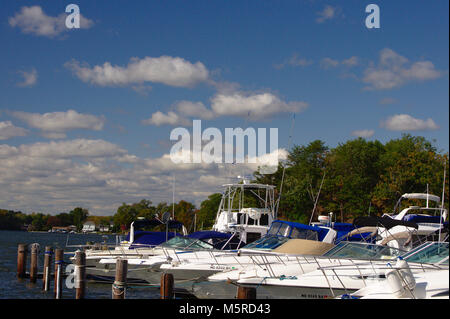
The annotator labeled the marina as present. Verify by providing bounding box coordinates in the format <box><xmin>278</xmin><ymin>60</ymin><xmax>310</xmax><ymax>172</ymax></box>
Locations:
<box><xmin>1</xmin><ymin>1</ymin><xmax>448</xmax><ymax>309</ymax></box>
<box><xmin>4</xmin><ymin>189</ymin><xmax>448</xmax><ymax>300</ymax></box>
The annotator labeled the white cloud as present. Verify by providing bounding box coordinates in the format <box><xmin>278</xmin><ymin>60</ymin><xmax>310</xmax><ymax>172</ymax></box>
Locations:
<box><xmin>175</xmin><ymin>101</ymin><xmax>215</xmax><ymax>120</ymax></box>
<box><xmin>274</xmin><ymin>53</ymin><xmax>313</xmax><ymax>69</ymax></box>
<box><xmin>9</xmin><ymin>5</ymin><xmax>93</xmax><ymax>38</ymax></box>
<box><xmin>210</xmin><ymin>91</ymin><xmax>308</xmax><ymax>120</ymax></box>
<box><xmin>316</xmin><ymin>5</ymin><xmax>339</xmax><ymax>23</ymax></box>
<box><xmin>0</xmin><ymin>121</ymin><xmax>28</xmax><ymax>140</ymax></box>
<box><xmin>341</xmin><ymin>56</ymin><xmax>359</xmax><ymax>67</ymax></box>
<box><xmin>18</xmin><ymin>139</ymin><xmax>127</xmax><ymax>158</ymax></box>
<box><xmin>142</xmin><ymin>111</ymin><xmax>191</xmax><ymax>126</ymax></box>
<box><xmin>351</xmin><ymin>129</ymin><xmax>375</xmax><ymax>138</ymax></box>
<box><xmin>144</xmin><ymin>91</ymin><xmax>308</xmax><ymax>126</ymax></box>
<box><xmin>381</xmin><ymin>114</ymin><xmax>439</xmax><ymax>131</ymax></box>
<box><xmin>0</xmin><ymin>137</ymin><xmax>283</xmax><ymax>214</ymax></box>
<box><xmin>65</xmin><ymin>56</ymin><xmax>209</xmax><ymax>88</ymax></box>
<box><xmin>320</xmin><ymin>56</ymin><xmax>359</xmax><ymax>69</ymax></box>
<box><xmin>11</xmin><ymin>110</ymin><xmax>105</xmax><ymax>137</ymax></box>
<box><xmin>17</xmin><ymin>68</ymin><xmax>38</xmax><ymax>87</ymax></box>
<box><xmin>363</xmin><ymin>48</ymin><xmax>441</xmax><ymax>90</ymax></box>
<box><xmin>320</xmin><ymin>58</ymin><xmax>340</xmax><ymax>69</ymax></box>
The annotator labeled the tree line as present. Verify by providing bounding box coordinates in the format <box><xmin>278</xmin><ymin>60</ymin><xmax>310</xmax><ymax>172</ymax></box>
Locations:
<box><xmin>1</xmin><ymin>135</ymin><xmax>448</xmax><ymax>233</ymax></box>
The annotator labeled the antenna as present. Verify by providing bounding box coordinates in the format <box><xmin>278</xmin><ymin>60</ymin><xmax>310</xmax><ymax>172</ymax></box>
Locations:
<box><xmin>309</xmin><ymin>171</ymin><xmax>326</xmax><ymax>225</ymax></box>
<box><xmin>172</xmin><ymin>174</ymin><xmax>175</xmax><ymax>219</ymax></box>
<box><xmin>275</xmin><ymin>114</ymin><xmax>296</xmax><ymax>217</ymax></box>
<box><xmin>439</xmin><ymin>162</ymin><xmax>446</xmax><ymax>242</ymax></box>
<box><xmin>161</xmin><ymin>211</ymin><xmax>171</xmax><ymax>242</ymax></box>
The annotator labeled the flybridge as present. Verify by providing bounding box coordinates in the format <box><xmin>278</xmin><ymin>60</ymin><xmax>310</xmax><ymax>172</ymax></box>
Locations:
<box><xmin>169</xmin><ymin>120</ymin><xmax>279</xmax><ymax>173</ymax></box>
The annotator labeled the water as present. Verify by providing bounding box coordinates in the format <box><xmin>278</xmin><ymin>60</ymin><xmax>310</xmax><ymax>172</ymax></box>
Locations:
<box><xmin>0</xmin><ymin>230</ymin><xmax>160</xmax><ymax>299</ymax></box>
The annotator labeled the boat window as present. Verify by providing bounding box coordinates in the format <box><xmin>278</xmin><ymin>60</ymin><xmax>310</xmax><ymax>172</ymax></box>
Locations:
<box><xmin>160</xmin><ymin>237</ymin><xmax>213</xmax><ymax>250</ymax></box>
<box><xmin>323</xmin><ymin>242</ymin><xmax>404</xmax><ymax>259</ymax></box>
<box><xmin>290</xmin><ymin>228</ymin><xmax>319</xmax><ymax>241</ymax></box>
<box><xmin>268</xmin><ymin>223</ymin><xmax>281</xmax><ymax>236</ymax></box>
<box><xmin>402</xmin><ymin>242</ymin><xmax>449</xmax><ymax>264</ymax></box>
<box><xmin>271</xmin><ymin>223</ymin><xmax>290</xmax><ymax>237</ymax></box>
<box><xmin>260</xmin><ymin>214</ymin><xmax>269</xmax><ymax>226</ymax></box>
<box><xmin>242</xmin><ymin>236</ymin><xmax>289</xmax><ymax>250</ymax></box>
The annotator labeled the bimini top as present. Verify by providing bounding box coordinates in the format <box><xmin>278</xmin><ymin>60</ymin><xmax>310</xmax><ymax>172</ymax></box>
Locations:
<box><xmin>267</xmin><ymin>220</ymin><xmax>332</xmax><ymax>242</ymax></box>
<box><xmin>132</xmin><ymin>218</ymin><xmax>184</xmax><ymax>230</ymax></box>
<box><xmin>353</xmin><ymin>216</ymin><xmax>419</xmax><ymax>230</ymax></box>
<box><xmin>401</xmin><ymin>193</ymin><xmax>440</xmax><ymax>203</ymax></box>
<box><xmin>187</xmin><ymin>231</ymin><xmax>233</xmax><ymax>240</ymax></box>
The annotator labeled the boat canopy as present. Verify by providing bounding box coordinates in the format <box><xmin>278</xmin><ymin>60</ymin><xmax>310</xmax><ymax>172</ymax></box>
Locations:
<box><xmin>401</xmin><ymin>193</ymin><xmax>440</xmax><ymax>203</ymax></box>
<box><xmin>187</xmin><ymin>231</ymin><xmax>233</xmax><ymax>240</ymax></box>
<box><xmin>126</xmin><ymin>230</ymin><xmax>181</xmax><ymax>248</ymax></box>
<box><xmin>132</xmin><ymin>218</ymin><xmax>184</xmax><ymax>230</ymax></box>
<box><xmin>267</xmin><ymin>220</ymin><xmax>332</xmax><ymax>242</ymax></box>
<box><xmin>353</xmin><ymin>216</ymin><xmax>419</xmax><ymax>230</ymax></box>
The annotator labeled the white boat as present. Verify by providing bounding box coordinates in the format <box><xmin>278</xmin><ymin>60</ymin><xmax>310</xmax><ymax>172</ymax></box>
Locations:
<box><xmin>342</xmin><ymin>269</ymin><xmax>449</xmax><ymax>299</ymax></box>
<box><xmin>212</xmin><ymin>178</ymin><xmax>278</xmax><ymax>244</ymax></box>
<box><xmin>377</xmin><ymin>193</ymin><xmax>448</xmax><ymax>251</ymax></box>
<box><xmin>95</xmin><ymin>218</ymin><xmax>349</xmax><ymax>286</ymax></box>
<box><xmin>234</xmin><ymin>241</ymin><xmax>448</xmax><ymax>299</ymax></box>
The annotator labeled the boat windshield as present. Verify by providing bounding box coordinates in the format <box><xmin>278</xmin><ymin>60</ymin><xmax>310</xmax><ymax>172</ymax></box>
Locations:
<box><xmin>323</xmin><ymin>242</ymin><xmax>405</xmax><ymax>260</ymax></box>
<box><xmin>242</xmin><ymin>235</ymin><xmax>290</xmax><ymax>250</ymax></box>
<box><xmin>267</xmin><ymin>222</ymin><xmax>319</xmax><ymax>241</ymax></box>
<box><xmin>401</xmin><ymin>242</ymin><xmax>449</xmax><ymax>265</ymax></box>
<box><xmin>160</xmin><ymin>236</ymin><xmax>214</xmax><ymax>250</ymax></box>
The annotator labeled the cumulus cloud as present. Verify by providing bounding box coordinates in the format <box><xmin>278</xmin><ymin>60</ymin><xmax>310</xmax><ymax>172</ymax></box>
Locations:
<box><xmin>210</xmin><ymin>91</ymin><xmax>308</xmax><ymax>120</ymax></box>
<box><xmin>274</xmin><ymin>53</ymin><xmax>313</xmax><ymax>69</ymax></box>
<box><xmin>17</xmin><ymin>68</ymin><xmax>38</xmax><ymax>87</ymax></box>
<box><xmin>175</xmin><ymin>101</ymin><xmax>215</xmax><ymax>120</ymax></box>
<box><xmin>320</xmin><ymin>56</ymin><xmax>359</xmax><ymax>69</ymax></box>
<box><xmin>65</xmin><ymin>56</ymin><xmax>209</xmax><ymax>88</ymax></box>
<box><xmin>381</xmin><ymin>114</ymin><xmax>439</xmax><ymax>131</ymax></box>
<box><xmin>144</xmin><ymin>91</ymin><xmax>308</xmax><ymax>126</ymax></box>
<box><xmin>316</xmin><ymin>5</ymin><xmax>340</xmax><ymax>23</ymax></box>
<box><xmin>0</xmin><ymin>121</ymin><xmax>28</xmax><ymax>140</ymax></box>
<box><xmin>351</xmin><ymin>129</ymin><xmax>375</xmax><ymax>138</ymax></box>
<box><xmin>363</xmin><ymin>48</ymin><xmax>442</xmax><ymax>90</ymax></box>
<box><xmin>9</xmin><ymin>5</ymin><xmax>93</xmax><ymax>38</ymax></box>
<box><xmin>142</xmin><ymin>111</ymin><xmax>191</xmax><ymax>126</ymax></box>
<box><xmin>0</xmin><ymin>137</ymin><xmax>283</xmax><ymax>214</ymax></box>
<box><xmin>10</xmin><ymin>110</ymin><xmax>105</xmax><ymax>138</ymax></box>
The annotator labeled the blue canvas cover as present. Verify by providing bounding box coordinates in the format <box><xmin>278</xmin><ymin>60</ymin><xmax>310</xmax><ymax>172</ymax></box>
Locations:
<box><xmin>402</xmin><ymin>214</ymin><xmax>444</xmax><ymax>224</ymax></box>
<box><xmin>126</xmin><ymin>230</ymin><xmax>182</xmax><ymax>248</ymax></box>
<box><xmin>187</xmin><ymin>231</ymin><xmax>232</xmax><ymax>240</ymax></box>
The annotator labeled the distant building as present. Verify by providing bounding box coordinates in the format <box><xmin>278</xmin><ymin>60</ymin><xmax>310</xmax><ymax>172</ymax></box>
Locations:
<box><xmin>51</xmin><ymin>225</ymin><xmax>77</xmax><ymax>233</ymax></box>
<box><xmin>99</xmin><ymin>224</ymin><xmax>112</xmax><ymax>232</ymax></box>
<box><xmin>82</xmin><ymin>221</ymin><xmax>97</xmax><ymax>233</ymax></box>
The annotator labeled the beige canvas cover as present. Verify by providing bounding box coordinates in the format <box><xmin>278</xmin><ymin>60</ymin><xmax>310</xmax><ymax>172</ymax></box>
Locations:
<box><xmin>273</xmin><ymin>239</ymin><xmax>335</xmax><ymax>255</ymax></box>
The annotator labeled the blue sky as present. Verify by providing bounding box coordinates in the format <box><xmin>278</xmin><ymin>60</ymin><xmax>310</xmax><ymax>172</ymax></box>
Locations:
<box><xmin>0</xmin><ymin>0</ymin><xmax>448</xmax><ymax>215</ymax></box>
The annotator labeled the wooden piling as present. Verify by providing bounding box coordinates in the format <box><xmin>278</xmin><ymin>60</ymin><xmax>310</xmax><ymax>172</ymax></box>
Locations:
<box><xmin>160</xmin><ymin>273</ymin><xmax>174</xmax><ymax>299</ymax></box>
<box><xmin>237</xmin><ymin>286</ymin><xmax>256</xmax><ymax>299</ymax></box>
<box><xmin>54</xmin><ymin>248</ymin><xmax>64</xmax><ymax>299</ymax></box>
<box><xmin>74</xmin><ymin>250</ymin><xmax>86</xmax><ymax>299</ymax></box>
<box><xmin>42</xmin><ymin>246</ymin><xmax>53</xmax><ymax>291</ymax></box>
<box><xmin>17</xmin><ymin>244</ymin><xmax>27</xmax><ymax>279</ymax></box>
<box><xmin>112</xmin><ymin>258</ymin><xmax>127</xmax><ymax>299</ymax></box>
<box><xmin>29</xmin><ymin>243</ymin><xmax>38</xmax><ymax>283</ymax></box>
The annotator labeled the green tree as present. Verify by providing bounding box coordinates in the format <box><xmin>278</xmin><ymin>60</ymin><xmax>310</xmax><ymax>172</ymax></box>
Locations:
<box><xmin>197</xmin><ymin>193</ymin><xmax>222</xmax><ymax>229</ymax></box>
<box><xmin>70</xmin><ymin>207</ymin><xmax>89</xmax><ymax>232</ymax></box>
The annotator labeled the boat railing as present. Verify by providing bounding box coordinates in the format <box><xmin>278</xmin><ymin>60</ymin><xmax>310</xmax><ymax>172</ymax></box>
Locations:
<box><xmin>315</xmin><ymin>261</ymin><xmax>445</xmax><ymax>298</ymax></box>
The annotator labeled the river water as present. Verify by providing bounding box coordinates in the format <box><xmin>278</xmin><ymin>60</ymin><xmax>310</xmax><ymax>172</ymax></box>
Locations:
<box><xmin>0</xmin><ymin>230</ymin><xmax>160</xmax><ymax>299</ymax></box>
